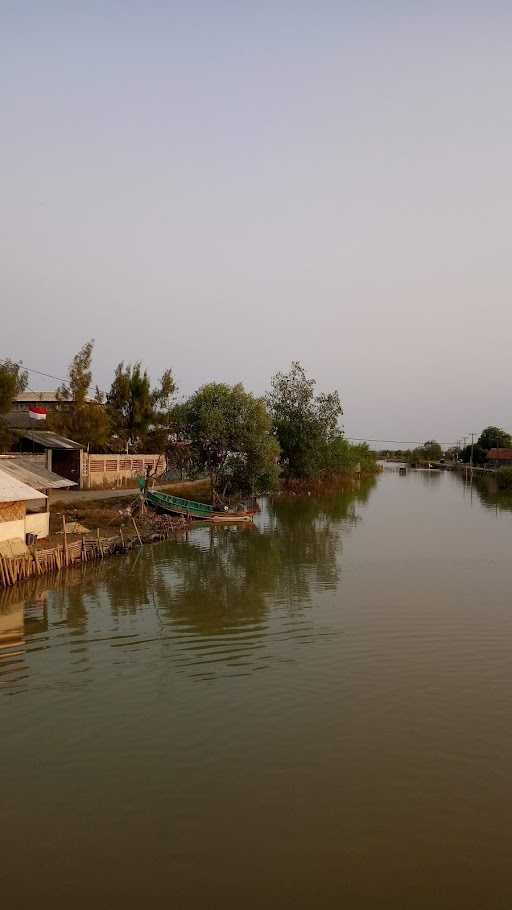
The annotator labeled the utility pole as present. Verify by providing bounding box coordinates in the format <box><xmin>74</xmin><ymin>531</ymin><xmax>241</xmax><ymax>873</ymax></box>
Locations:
<box><xmin>470</xmin><ymin>433</ymin><xmax>475</xmax><ymax>471</ymax></box>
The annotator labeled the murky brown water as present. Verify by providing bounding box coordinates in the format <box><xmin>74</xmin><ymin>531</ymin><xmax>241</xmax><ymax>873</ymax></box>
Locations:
<box><xmin>2</xmin><ymin>467</ymin><xmax>512</xmax><ymax>907</ymax></box>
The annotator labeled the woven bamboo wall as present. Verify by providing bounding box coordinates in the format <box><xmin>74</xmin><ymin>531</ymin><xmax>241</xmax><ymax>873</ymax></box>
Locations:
<box><xmin>0</xmin><ymin>501</ymin><xmax>26</xmax><ymax>522</ymax></box>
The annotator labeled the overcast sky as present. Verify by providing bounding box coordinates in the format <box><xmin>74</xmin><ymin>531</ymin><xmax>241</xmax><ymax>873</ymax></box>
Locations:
<box><xmin>2</xmin><ymin>1</ymin><xmax>511</xmax><ymax>447</ymax></box>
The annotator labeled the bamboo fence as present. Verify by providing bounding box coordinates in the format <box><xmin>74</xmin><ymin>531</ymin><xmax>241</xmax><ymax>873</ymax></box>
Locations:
<box><xmin>0</xmin><ymin>516</ymin><xmax>190</xmax><ymax>589</ymax></box>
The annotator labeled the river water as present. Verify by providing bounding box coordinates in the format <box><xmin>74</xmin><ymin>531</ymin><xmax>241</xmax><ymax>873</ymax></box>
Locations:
<box><xmin>2</xmin><ymin>467</ymin><xmax>512</xmax><ymax>907</ymax></box>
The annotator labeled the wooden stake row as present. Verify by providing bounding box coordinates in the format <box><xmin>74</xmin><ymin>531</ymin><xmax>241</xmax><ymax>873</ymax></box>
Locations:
<box><xmin>0</xmin><ymin>514</ymin><xmax>188</xmax><ymax>589</ymax></box>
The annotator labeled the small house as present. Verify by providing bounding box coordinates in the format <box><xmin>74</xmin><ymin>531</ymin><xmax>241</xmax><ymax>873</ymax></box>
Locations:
<box><xmin>486</xmin><ymin>448</ymin><xmax>512</xmax><ymax>467</ymax></box>
<box><xmin>13</xmin><ymin>430</ymin><xmax>84</xmax><ymax>486</ymax></box>
<box><xmin>0</xmin><ymin>469</ymin><xmax>49</xmax><ymax>544</ymax></box>
<box><xmin>0</xmin><ymin>455</ymin><xmax>76</xmax><ymax>496</ymax></box>
<box><xmin>11</xmin><ymin>390</ymin><xmax>93</xmax><ymax>412</ymax></box>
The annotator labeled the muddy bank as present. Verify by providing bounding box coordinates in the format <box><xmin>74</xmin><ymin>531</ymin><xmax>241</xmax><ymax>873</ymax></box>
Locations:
<box><xmin>47</xmin><ymin>479</ymin><xmax>211</xmax><ymax>544</ymax></box>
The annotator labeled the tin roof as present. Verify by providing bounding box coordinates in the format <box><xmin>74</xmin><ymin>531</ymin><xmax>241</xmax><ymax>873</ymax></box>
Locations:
<box><xmin>487</xmin><ymin>448</ymin><xmax>512</xmax><ymax>461</ymax></box>
<box><xmin>14</xmin><ymin>390</ymin><xmax>61</xmax><ymax>403</ymax></box>
<box><xmin>0</xmin><ymin>457</ymin><xmax>76</xmax><ymax>490</ymax></box>
<box><xmin>13</xmin><ymin>390</ymin><xmax>93</xmax><ymax>403</ymax></box>
<box><xmin>17</xmin><ymin>430</ymin><xmax>83</xmax><ymax>450</ymax></box>
<box><xmin>0</xmin><ymin>468</ymin><xmax>47</xmax><ymax>503</ymax></box>
<box><xmin>4</xmin><ymin>410</ymin><xmax>41</xmax><ymax>430</ymax></box>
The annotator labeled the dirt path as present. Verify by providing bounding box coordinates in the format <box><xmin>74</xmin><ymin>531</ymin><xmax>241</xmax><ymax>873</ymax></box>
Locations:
<box><xmin>48</xmin><ymin>479</ymin><xmax>209</xmax><ymax>505</ymax></box>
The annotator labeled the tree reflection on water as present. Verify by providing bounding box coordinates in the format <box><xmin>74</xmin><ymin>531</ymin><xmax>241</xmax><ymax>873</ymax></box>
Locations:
<box><xmin>154</xmin><ymin>478</ymin><xmax>377</xmax><ymax>636</ymax></box>
<box><xmin>0</xmin><ymin>479</ymin><xmax>377</xmax><ymax>688</ymax></box>
<box><xmin>452</xmin><ymin>470</ymin><xmax>512</xmax><ymax>514</ymax></box>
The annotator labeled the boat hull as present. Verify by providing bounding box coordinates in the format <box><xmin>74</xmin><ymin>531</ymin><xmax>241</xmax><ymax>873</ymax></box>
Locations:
<box><xmin>210</xmin><ymin>511</ymin><xmax>258</xmax><ymax>523</ymax></box>
<box><xmin>146</xmin><ymin>490</ymin><xmax>257</xmax><ymax>523</ymax></box>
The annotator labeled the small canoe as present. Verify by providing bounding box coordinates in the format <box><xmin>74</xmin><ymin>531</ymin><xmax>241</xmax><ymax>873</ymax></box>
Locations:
<box><xmin>146</xmin><ymin>490</ymin><xmax>258</xmax><ymax>523</ymax></box>
<box><xmin>209</xmin><ymin>511</ymin><xmax>257</xmax><ymax>523</ymax></box>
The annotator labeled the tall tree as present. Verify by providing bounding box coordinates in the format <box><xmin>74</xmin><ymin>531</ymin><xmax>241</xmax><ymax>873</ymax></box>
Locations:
<box><xmin>183</xmin><ymin>382</ymin><xmax>280</xmax><ymax>498</ymax></box>
<box><xmin>478</xmin><ymin>426</ymin><xmax>512</xmax><ymax>451</ymax></box>
<box><xmin>146</xmin><ymin>368</ymin><xmax>178</xmax><ymax>453</ymax></box>
<box><xmin>107</xmin><ymin>362</ymin><xmax>154</xmax><ymax>451</ymax></box>
<box><xmin>267</xmin><ymin>361</ymin><xmax>343</xmax><ymax>478</ymax></box>
<box><xmin>50</xmin><ymin>341</ymin><xmax>111</xmax><ymax>449</ymax></box>
<box><xmin>421</xmin><ymin>440</ymin><xmax>443</xmax><ymax>461</ymax></box>
<box><xmin>0</xmin><ymin>359</ymin><xmax>28</xmax><ymax>451</ymax></box>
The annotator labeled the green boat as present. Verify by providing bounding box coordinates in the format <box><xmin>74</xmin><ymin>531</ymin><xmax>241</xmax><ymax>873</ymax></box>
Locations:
<box><xmin>146</xmin><ymin>490</ymin><xmax>258</xmax><ymax>522</ymax></box>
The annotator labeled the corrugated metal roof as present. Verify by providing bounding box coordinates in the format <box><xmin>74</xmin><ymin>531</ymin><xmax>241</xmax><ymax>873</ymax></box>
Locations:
<box><xmin>18</xmin><ymin>430</ymin><xmax>83</xmax><ymax>450</ymax></box>
<box><xmin>0</xmin><ymin>458</ymin><xmax>76</xmax><ymax>490</ymax></box>
<box><xmin>13</xmin><ymin>390</ymin><xmax>93</xmax><ymax>403</ymax></box>
<box><xmin>4</xmin><ymin>410</ymin><xmax>40</xmax><ymax>429</ymax></box>
<box><xmin>14</xmin><ymin>390</ymin><xmax>61</xmax><ymax>402</ymax></box>
<box><xmin>0</xmin><ymin>468</ymin><xmax>47</xmax><ymax>503</ymax></box>
<box><xmin>487</xmin><ymin>448</ymin><xmax>512</xmax><ymax>460</ymax></box>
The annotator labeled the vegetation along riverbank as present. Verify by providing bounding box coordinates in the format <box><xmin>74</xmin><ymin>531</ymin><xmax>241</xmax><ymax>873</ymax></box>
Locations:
<box><xmin>0</xmin><ymin>347</ymin><xmax>378</xmax><ymax>588</ymax></box>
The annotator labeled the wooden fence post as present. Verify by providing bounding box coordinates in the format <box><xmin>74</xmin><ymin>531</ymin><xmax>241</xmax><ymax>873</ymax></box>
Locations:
<box><xmin>62</xmin><ymin>514</ymin><xmax>68</xmax><ymax>567</ymax></box>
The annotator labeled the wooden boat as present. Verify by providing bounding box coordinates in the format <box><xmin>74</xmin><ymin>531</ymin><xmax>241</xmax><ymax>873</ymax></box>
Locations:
<box><xmin>146</xmin><ymin>490</ymin><xmax>258</xmax><ymax>523</ymax></box>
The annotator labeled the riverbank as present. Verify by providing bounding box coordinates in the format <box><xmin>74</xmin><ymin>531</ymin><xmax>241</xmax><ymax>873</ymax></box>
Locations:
<box><xmin>0</xmin><ymin>480</ymin><xmax>210</xmax><ymax>589</ymax></box>
<box><xmin>48</xmin><ymin>478</ymin><xmax>211</xmax><ymax>540</ymax></box>
<box><xmin>1</xmin><ymin>473</ymin><xmax>377</xmax><ymax>590</ymax></box>
<box><xmin>278</xmin><ymin>468</ymin><xmax>381</xmax><ymax>496</ymax></box>
<box><xmin>0</xmin><ymin>509</ymin><xmax>193</xmax><ymax>588</ymax></box>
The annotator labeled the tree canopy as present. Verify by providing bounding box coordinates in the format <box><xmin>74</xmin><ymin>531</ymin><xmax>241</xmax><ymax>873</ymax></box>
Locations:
<box><xmin>182</xmin><ymin>382</ymin><xmax>280</xmax><ymax>498</ymax></box>
<box><xmin>106</xmin><ymin>362</ymin><xmax>177</xmax><ymax>452</ymax></box>
<box><xmin>477</xmin><ymin>426</ymin><xmax>512</xmax><ymax>451</ymax></box>
<box><xmin>458</xmin><ymin>426</ymin><xmax>512</xmax><ymax>464</ymax></box>
<box><xmin>420</xmin><ymin>440</ymin><xmax>443</xmax><ymax>462</ymax></box>
<box><xmin>267</xmin><ymin>361</ymin><xmax>343</xmax><ymax>479</ymax></box>
<box><xmin>50</xmin><ymin>341</ymin><xmax>111</xmax><ymax>449</ymax></box>
<box><xmin>0</xmin><ymin>359</ymin><xmax>28</xmax><ymax>451</ymax></box>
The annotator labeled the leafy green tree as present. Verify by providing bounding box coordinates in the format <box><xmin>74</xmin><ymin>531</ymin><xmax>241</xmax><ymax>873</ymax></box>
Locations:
<box><xmin>267</xmin><ymin>361</ymin><xmax>343</xmax><ymax>478</ymax></box>
<box><xmin>422</xmin><ymin>440</ymin><xmax>443</xmax><ymax>461</ymax></box>
<box><xmin>459</xmin><ymin>443</ymin><xmax>486</xmax><ymax>465</ymax></box>
<box><xmin>183</xmin><ymin>382</ymin><xmax>280</xmax><ymax>498</ymax></box>
<box><xmin>478</xmin><ymin>426</ymin><xmax>512</xmax><ymax>451</ymax></box>
<box><xmin>50</xmin><ymin>341</ymin><xmax>111</xmax><ymax>449</ymax></box>
<box><xmin>321</xmin><ymin>437</ymin><xmax>376</xmax><ymax>474</ymax></box>
<box><xmin>407</xmin><ymin>440</ymin><xmax>443</xmax><ymax>464</ymax></box>
<box><xmin>0</xmin><ymin>359</ymin><xmax>28</xmax><ymax>451</ymax></box>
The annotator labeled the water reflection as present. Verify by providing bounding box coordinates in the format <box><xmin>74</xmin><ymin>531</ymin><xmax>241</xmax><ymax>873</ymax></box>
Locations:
<box><xmin>0</xmin><ymin>585</ymin><xmax>48</xmax><ymax>694</ymax></box>
<box><xmin>0</xmin><ymin>480</ymin><xmax>376</xmax><ymax>691</ymax></box>
<box><xmin>419</xmin><ymin>469</ymin><xmax>442</xmax><ymax>485</ymax></box>
<box><xmin>5</xmin><ymin>470</ymin><xmax>512</xmax><ymax>907</ymax></box>
<box><xmin>161</xmin><ymin>480</ymin><xmax>375</xmax><ymax>631</ymax></box>
<box><xmin>452</xmin><ymin>469</ymin><xmax>512</xmax><ymax>514</ymax></box>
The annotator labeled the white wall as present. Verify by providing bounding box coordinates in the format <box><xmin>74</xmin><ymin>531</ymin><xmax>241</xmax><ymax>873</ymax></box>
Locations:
<box><xmin>0</xmin><ymin>519</ymin><xmax>26</xmax><ymax>543</ymax></box>
<box><xmin>25</xmin><ymin>512</ymin><xmax>50</xmax><ymax>539</ymax></box>
<box><xmin>0</xmin><ymin>512</ymin><xmax>50</xmax><ymax>543</ymax></box>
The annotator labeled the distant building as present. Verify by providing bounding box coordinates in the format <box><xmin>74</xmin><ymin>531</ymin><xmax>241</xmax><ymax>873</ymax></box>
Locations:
<box><xmin>12</xmin><ymin>390</ymin><xmax>93</xmax><ymax>412</ymax></box>
<box><xmin>486</xmin><ymin>448</ymin><xmax>512</xmax><ymax>467</ymax></box>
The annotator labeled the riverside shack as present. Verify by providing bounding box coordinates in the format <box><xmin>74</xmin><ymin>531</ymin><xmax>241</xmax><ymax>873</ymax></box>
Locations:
<box><xmin>486</xmin><ymin>448</ymin><xmax>512</xmax><ymax>467</ymax></box>
<box><xmin>14</xmin><ymin>430</ymin><xmax>83</xmax><ymax>486</ymax></box>
<box><xmin>0</xmin><ymin>469</ymin><xmax>49</xmax><ymax>545</ymax></box>
<box><xmin>0</xmin><ymin>456</ymin><xmax>76</xmax><ymax>496</ymax></box>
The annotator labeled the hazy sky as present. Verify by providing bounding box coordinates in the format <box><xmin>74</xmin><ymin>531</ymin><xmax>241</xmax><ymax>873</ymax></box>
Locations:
<box><xmin>2</xmin><ymin>1</ymin><xmax>511</xmax><ymax>446</ymax></box>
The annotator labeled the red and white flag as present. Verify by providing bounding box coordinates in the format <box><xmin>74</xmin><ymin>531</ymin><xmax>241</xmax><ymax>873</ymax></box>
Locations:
<box><xmin>29</xmin><ymin>406</ymin><xmax>47</xmax><ymax>421</ymax></box>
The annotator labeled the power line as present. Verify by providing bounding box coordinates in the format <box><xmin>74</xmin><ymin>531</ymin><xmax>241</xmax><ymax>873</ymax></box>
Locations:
<box><xmin>7</xmin><ymin>363</ymin><xmax>471</xmax><ymax>446</ymax></box>
<box><xmin>19</xmin><ymin>365</ymin><xmax>70</xmax><ymax>386</ymax></box>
